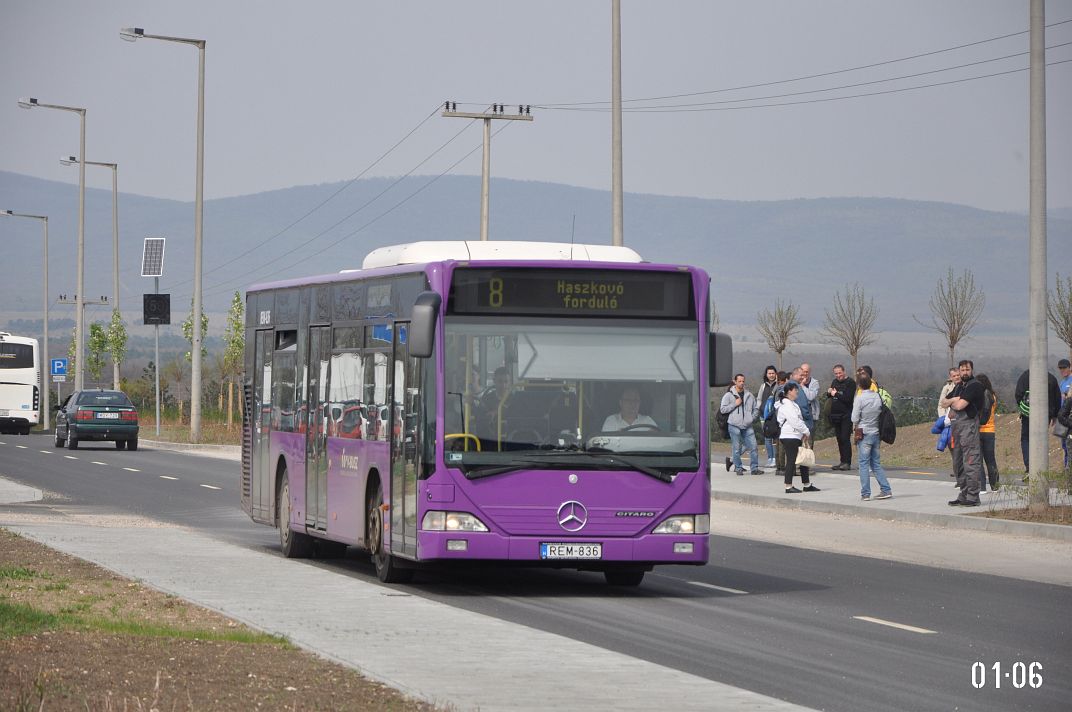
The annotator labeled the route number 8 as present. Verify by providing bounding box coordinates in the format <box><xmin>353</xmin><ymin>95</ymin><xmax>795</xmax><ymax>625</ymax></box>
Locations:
<box><xmin>489</xmin><ymin>278</ymin><xmax>504</xmax><ymax>308</ymax></box>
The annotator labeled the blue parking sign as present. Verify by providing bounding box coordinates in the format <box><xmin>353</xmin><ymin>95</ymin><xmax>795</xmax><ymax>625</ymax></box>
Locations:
<box><xmin>51</xmin><ymin>358</ymin><xmax>68</xmax><ymax>376</ymax></box>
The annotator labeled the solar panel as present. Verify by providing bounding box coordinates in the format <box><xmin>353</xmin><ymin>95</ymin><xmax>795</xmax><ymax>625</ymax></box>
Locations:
<box><xmin>141</xmin><ymin>237</ymin><xmax>166</xmax><ymax>277</ymax></box>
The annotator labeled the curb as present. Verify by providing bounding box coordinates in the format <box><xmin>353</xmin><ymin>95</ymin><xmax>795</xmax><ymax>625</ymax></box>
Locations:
<box><xmin>139</xmin><ymin>439</ymin><xmax>241</xmax><ymax>460</ymax></box>
<box><xmin>712</xmin><ymin>491</ymin><xmax>1072</xmax><ymax>543</ymax></box>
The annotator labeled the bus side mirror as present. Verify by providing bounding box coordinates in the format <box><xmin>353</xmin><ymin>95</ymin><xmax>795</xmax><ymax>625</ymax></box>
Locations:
<box><xmin>709</xmin><ymin>332</ymin><xmax>733</xmax><ymax>387</ymax></box>
<box><xmin>409</xmin><ymin>291</ymin><xmax>441</xmax><ymax>359</ymax></box>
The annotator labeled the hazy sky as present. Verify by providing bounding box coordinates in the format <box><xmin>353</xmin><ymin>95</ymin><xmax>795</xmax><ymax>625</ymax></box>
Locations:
<box><xmin>3</xmin><ymin>1</ymin><xmax>1070</xmax><ymax>212</ymax></box>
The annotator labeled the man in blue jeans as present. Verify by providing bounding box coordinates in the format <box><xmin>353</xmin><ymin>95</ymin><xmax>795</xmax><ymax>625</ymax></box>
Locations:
<box><xmin>720</xmin><ymin>373</ymin><xmax>763</xmax><ymax>475</ymax></box>
<box><xmin>850</xmin><ymin>372</ymin><xmax>892</xmax><ymax>500</ymax></box>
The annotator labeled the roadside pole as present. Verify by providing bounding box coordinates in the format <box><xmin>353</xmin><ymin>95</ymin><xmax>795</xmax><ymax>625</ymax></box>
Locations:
<box><xmin>1028</xmin><ymin>0</ymin><xmax>1049</xmax><ymax>496</ymax></box>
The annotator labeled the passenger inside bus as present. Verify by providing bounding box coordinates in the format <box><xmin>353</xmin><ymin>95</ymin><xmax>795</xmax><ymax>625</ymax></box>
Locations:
<box><xmin>601</xmin><ymin>386</ymin><xmax>658</xmax><ymax>432</ymax></box>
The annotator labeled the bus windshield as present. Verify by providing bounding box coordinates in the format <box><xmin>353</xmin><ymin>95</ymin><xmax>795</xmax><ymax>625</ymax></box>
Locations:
<box><xmin>0</xmin><ymin>343</ymin><xmax>34</xmax><ymax>371</ymax></box>
<box><xmin>444</xmin><ymin>319</ymin><xmax>699</xmax><ymax>476</ymax></box>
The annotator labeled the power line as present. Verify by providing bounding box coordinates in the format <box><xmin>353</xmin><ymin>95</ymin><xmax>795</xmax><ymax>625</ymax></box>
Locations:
<box><xmin>584</xmin><ymin>58</ymin><xmax>1071</xmax><ymax>114</ymax></box>
<box><xmin>162</xmin><ymin>103</ymin><xmax>443</xmax><ymax>292</ymax></box>
<box><xmin>534</xmin><ymin>18</ymin><xmax>1072</xmax><ymax>107</ymax></box>
<box><xmin>194</xmin><ymin>117</ymin><xmax>482</xmax><ymax>298</ymax></box>
<box><xmin>200</xmin><ymin>122</ymin><xmax>514</xmax><ymax>299</ymax></box>
<box><xmin>538</xmin><ymin>42</ymin><xmax>1072</xmax><ymax>112</ymax></box>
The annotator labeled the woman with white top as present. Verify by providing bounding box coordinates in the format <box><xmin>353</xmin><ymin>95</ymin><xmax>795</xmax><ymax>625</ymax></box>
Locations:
<box><xmin>776</xmin><ymin>382</ymin><xmax>820</xmax><ymax>493</ymax></box>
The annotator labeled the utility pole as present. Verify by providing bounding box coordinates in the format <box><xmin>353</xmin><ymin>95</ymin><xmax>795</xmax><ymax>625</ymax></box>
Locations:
<box><xmin>1028</xmin><ymin>0</ymin><xmax>1049</xmax><ymax>492</ymax></box>
<box><xmin>442</xmin><ymin>102</ymin><xmax>533</xmax><ymax>241</ymax></box>
<box><xmin>611</xmin><ymin>0</ymin><xmax>624</xmax><ymax>247</ymax></box>
<box><xmin>58</xmin><ymin>294</ymin><xmax>109</xmax><ymax>387</ymax></box>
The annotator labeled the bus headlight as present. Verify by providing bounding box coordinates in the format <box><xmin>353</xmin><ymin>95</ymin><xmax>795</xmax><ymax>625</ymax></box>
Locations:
<box><xmin>652</xmin><ymin>514</ymin><xmax>709</xmax><ymax>535</ymax></box>
<box><xmin>422</xmin><ymin>511</ymin><xmax>489</xmax><ymax>532</ymax></box>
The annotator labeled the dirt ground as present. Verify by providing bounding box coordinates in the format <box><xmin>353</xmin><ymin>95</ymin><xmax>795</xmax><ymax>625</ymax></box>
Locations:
<box><xmin>0</xmin><ymin>529</ymin><xmax>442</xmax><ymax>711</ymax></box>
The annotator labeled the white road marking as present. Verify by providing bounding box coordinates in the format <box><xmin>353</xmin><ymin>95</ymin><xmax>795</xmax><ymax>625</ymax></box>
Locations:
<box><xmin>15</xmin><ymin>445</ymin><xmax>28</xmax><ymax>449</ymax></box>
<box><xmin>64</xmin><ymin>455</ymin><xmax>78</xmax><ymax>460</ymax></box>
<box><xmin>91</xmin><ymin>461</ymin><xmax>108</xmax><ymax>466</ymax></box>
<box><xmin>123</xmin><ymin>467</ymin><xmax>140</xmax><ymax>472</ymax></box>
<box><xmin>199</xmin><ymin>484</ymin><xmax>222</xmax><ymax>490</ymax></box>
<box><xmin>159</xmin><ymin>476</ymin><xmax>179</xmax><ymax>481</ymax></box>
<box><xmin>39</xmin><ymin>450</ymin><xmax>52</xmax><ymax>454</ymax></box>
<box><xmin>853</xmin><ymin>616</ymin><xmax>937</xmax><ymax>634</ymax></box>
<box><xmin>689</xmin><ymin>581</ymin><xmax>749</xmax><ymax>595</ymax></box>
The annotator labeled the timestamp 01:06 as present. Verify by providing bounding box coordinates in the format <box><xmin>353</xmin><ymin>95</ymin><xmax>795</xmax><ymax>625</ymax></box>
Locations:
<box><xmin>971</xmin><ymin>662</ymin><xmax>1043</xmax><ymax>689</ymax></box>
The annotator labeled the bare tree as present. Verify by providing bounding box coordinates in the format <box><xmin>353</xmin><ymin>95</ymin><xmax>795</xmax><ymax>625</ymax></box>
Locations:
<box><xmin>757</xmin><ymin>298</ymin><xmax>802</xmax><ymax>371</ymax></box>
<box><xmin>914</xmin><ymin>268</ymin><xmax>985</xmax><ymax>367</ymax></box>
<box><xmin>822</xmin><ymin>283</ymin><xmax>879</xmax><ymax>373</ymax></box>
<box><xmin>1049</xmin><ymin>273</ymin><xmax>1072</xmax><ymax>361</ymax></box>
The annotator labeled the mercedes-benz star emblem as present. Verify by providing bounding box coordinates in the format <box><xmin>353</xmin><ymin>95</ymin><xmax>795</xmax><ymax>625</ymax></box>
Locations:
<box><xmin>557</xmin><ymin>500</ymin><xmax>588</xmax><ymax>532</ymax></box>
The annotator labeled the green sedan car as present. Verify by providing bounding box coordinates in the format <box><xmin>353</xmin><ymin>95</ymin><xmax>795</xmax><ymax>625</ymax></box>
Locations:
<box><xmin>54</xmin><ymin>389</ymin><xmax>139</xmax><ymax>450</ymax></box>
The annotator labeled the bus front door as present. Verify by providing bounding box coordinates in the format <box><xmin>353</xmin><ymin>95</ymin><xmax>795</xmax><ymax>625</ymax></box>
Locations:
<box><xmin>252</xmin><ymin>330</ymin><xmax>273</xmax><ymax>521</ymax></box>
<box><xmin>305</xmin><ymin>326</ymin><xmax>330</xmax><ymax>530</ymax></box>
<box><xmin>391</xmin><ymin>323</ymin><xmax>419</xmax><ymax>559</ymax></box>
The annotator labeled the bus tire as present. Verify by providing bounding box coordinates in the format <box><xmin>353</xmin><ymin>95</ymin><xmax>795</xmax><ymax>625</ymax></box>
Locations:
<box><xmin>128</xmin><ymin>438</ymin><xmax>138</xmax><ymax>451</ymax></box>
<box><xmin>67</xmin><ymin>432</ymin><xmax>79</xmax><ymax>450</ymax></box>
<box><xmin>368</xmin><ymin>485</ymin><xmax>413</xmax><ymax>584</ymax></box>
<box><xmin>277</xmin><ymin>468</ymin><xmax>313</xmax><ymax>559</ymax></box>
<box><xmin>604</xmin><ymin>569</ymin><xmax>645</xmax><ymax>587</ymax></box>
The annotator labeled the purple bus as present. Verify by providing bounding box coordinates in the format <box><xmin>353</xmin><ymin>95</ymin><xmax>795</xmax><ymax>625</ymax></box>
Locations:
<box><xmin>241</xmin><ymin>241</ymin><xmax>732</xmax><ymax>585</ymax></box>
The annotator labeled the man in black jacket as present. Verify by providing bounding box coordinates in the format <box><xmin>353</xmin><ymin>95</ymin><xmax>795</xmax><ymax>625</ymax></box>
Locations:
<box><xmin>827</xmin><ymin>364</ymin><xmax>856</xmax><ymax>470</ymax></box>
<box><xmin>1014</xmin><ymin>368</ymin><xmax>1061</xmax><ymax>471</ymax></box>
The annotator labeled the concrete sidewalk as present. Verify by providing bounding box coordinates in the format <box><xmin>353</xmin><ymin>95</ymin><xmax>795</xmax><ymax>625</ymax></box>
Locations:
<box><xmin>709</xmin><ymin>457</ymin><xmax>1072</xmax><ymax>542</ymax></box>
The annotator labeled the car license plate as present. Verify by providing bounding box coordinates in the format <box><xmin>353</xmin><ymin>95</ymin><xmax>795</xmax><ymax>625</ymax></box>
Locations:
<box><xmin>540</xmin><ymin>543</ymin><xmax>602</xmax><ymax>560</ymax></box>
<box><xmin>98</xmin><ymin>412</ymin><xmax>120</xmax><ymax>419</ymax></box>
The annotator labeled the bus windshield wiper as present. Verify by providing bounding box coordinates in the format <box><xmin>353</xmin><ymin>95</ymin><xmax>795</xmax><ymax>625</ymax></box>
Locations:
<box><xmin>487</xmin><ymin>450</ymin><xmax>674</xmax><ymax>483</ymax></box>
<box><xmin>464</xmin><ymin>461</ymin><xmax>537</xmax><ymax>480</ymax></box>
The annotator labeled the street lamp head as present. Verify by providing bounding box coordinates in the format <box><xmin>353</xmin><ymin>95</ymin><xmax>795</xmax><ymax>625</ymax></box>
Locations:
<box><xmin>119</xmin><ymin>27</ymin><xmax>144</xmax><ymax>41</ymax></box>
<box><xmin>17</xmin><ymin>97</ymin><xmax>38</xmax><ymax>109</ymax></box>
<box><xmin>60</xmin><ymin>156</ymin><xmax>79</xmax><ymax>166</ymax></box>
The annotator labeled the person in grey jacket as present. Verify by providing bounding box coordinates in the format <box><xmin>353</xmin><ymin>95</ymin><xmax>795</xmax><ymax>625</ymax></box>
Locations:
<box><xmin>720</xmin><ymin>373</ymin><xmax>763</xmax><ymax>475</ymax></box>
<box><xmin>851</xmin><ymin>373</ymin><xmax>893</xmax><ymax>501</ymax></box>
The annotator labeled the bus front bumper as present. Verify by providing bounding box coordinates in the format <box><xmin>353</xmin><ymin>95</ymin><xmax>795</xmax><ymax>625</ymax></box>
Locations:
<box><xmin>417</xmin><ymin>531</ymin><xmax>709</xmax><ymax>564</ymax></box>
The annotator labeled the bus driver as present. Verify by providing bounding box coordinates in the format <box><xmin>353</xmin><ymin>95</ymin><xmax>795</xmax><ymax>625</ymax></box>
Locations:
<box><xmin>602</xmin><ymin>387</ymin><xmax>657</xmax><ymax>432</ymax></box>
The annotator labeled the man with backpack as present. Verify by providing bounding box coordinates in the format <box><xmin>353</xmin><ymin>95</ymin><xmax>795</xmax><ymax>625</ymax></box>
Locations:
<box><xmin>943</xmin><ymin>359</ymin><xmax>985</xmax><ymax>507</ymax></box>
<box><xmin>720</xmin><ymin>373</ymin><xmax>763</xmax><ymax>475</ymax></box>
<box><xmin>1014</xmin><ymin>367</ymin><xmax>1061</xmax><ymax>471</ymax></box>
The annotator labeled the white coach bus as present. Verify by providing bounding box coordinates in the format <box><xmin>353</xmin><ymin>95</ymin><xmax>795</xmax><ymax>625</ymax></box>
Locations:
<box><xmin>0</xmin><ymin>332</ymin><xmax>41</xmax><ymax>435</ymax></box>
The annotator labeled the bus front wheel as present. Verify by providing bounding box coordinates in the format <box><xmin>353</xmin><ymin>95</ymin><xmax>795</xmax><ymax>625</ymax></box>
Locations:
<box><xmin>278</xmin><ymin>468</ymin><xmax>313</xmax><ymax>559</ymax></box>
<box><xmin>367</xmin><ymin>486</ymin><xmax>413</xmax><ymax>584</ymax></box>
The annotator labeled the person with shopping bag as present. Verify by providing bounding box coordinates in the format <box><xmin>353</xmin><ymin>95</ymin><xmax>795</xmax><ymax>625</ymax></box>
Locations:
<box><xmin>776</xmin><ymin>382</ymin><xmax>819</xmax><ymax>493</ymax></box>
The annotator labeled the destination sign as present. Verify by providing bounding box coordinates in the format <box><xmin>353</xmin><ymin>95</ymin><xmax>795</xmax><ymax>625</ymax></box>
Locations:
<box><xmin>448</xmin><ymin>269</ymin><xmax>694</xmax><ymax>319</ymax></box>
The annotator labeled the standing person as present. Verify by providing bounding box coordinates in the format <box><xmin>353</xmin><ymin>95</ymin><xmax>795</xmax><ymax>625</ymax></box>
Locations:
<box><xmin>947</xmin><ymin>360</ymin><xmax>985</xmax><ymax>507</ymax></box>
<box><xmin>800</xmin><ymin>363</ymin><xmax>821</xmax><ymax>426</ymax></box>
<box><xmin>1058</xmin><ymin>359</ymin><xmax>1072</xmax><ymax>468</ymax></box>
<box><xmin>851</xmin><ymin>372</ymin><xmax>892</xmax><ymax>500</ymax></box>
<box><xmin>757</xmin><ymin>365</ymin><xmax>779</xmax><ymax>468</ymax></box>
<box><xmin>720</xmin><ymin>374</ymin><xmax>763</xmax><ymax>475</ymax></box>
<box><xmin>1014</xmin><ymin>367</ymin><xmax>1061</xmax><ymax>472</ymax></box>
<box><xmin>789</xmin><ymin>368</ymin><xmax>815</xmax><ymax>437</ymax></box>
<box><xmin>776</xmin><ymin>382</ymin><xmax>819</xmax><ymax>493</ymax></box>
<box><xmin>937</xmin><ymin>368</ymin><xmax>960</xmax><ymax>418</ymax></box>
<box><xmin>976</xmin><ymin>374</ymin><xmax>1000</xmax><ymax>492</ymax></box>
<box><xmin>937</xmin><ymin>367</ymin><xmax>961</xmax><ymax>478</ymax></box>
<box><xmin>827</xmin><ymin>364</ymin><xmax>856</xmax><ymax>470</ymax></box>
<box><xmin>856</xmin><ymin>365</ymin><xmax>892</xmax><ymax>407</ymax></box>
<box><xmin>773</xmin><ymin>371</ymin><xmax>789</xmax><ymax>475</ymax></box>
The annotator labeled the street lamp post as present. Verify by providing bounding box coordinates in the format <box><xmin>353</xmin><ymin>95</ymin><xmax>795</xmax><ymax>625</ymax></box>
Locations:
<box><xmin>1</xmin><ymin>210</ymin><xmax>50</xmax><ymax>431</ymax></box>
<box><xmin>120</xmin><ymin>26</ymin><xmax>206</xmax><ymax>442</ymax></box>
<box><xmin>62</xmin><ymin>156</ymin><xmax>121</xmax><ymax>389</ymax></box>
<box><xmin>17</xmin><ymin>97</ymin><xmax>86</xmax><ymax>391</ymax></box>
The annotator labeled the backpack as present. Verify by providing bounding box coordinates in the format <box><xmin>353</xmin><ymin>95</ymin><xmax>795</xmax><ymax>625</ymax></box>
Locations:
<box><xmin>762</xmin><ymin>402</ymin><xmax>780</xmax><ymax>439</ymax></box>
<box><xmin>878</xmin><ymin>401</ymin><xmax>897</xmax><ymax>445</ymax></box>
<box><xmin>1018</xmin><ymin>389</ymin><xmax>1030</xmax><ymax>417</ymax></box>
<box><xmin>715</xmin><ymin>390</ymin><xmax>731</xmax><ymax>438</ymax></box>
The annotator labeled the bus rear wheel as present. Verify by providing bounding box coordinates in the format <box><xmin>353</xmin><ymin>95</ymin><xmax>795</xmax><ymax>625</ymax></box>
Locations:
<box><xmin>604</xmin><ymin>569</ymin><xmax>645</xmax><ymax>586</ymax></box>
<box><xmin>278</xmin><ymin>468</ymin><xmax>313</xmax><ymax>559</ymax></box>
<box><xmin>367</xmin><ymin>486</ymin><xmax>413</xmax><ymax>584</ymax></box>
